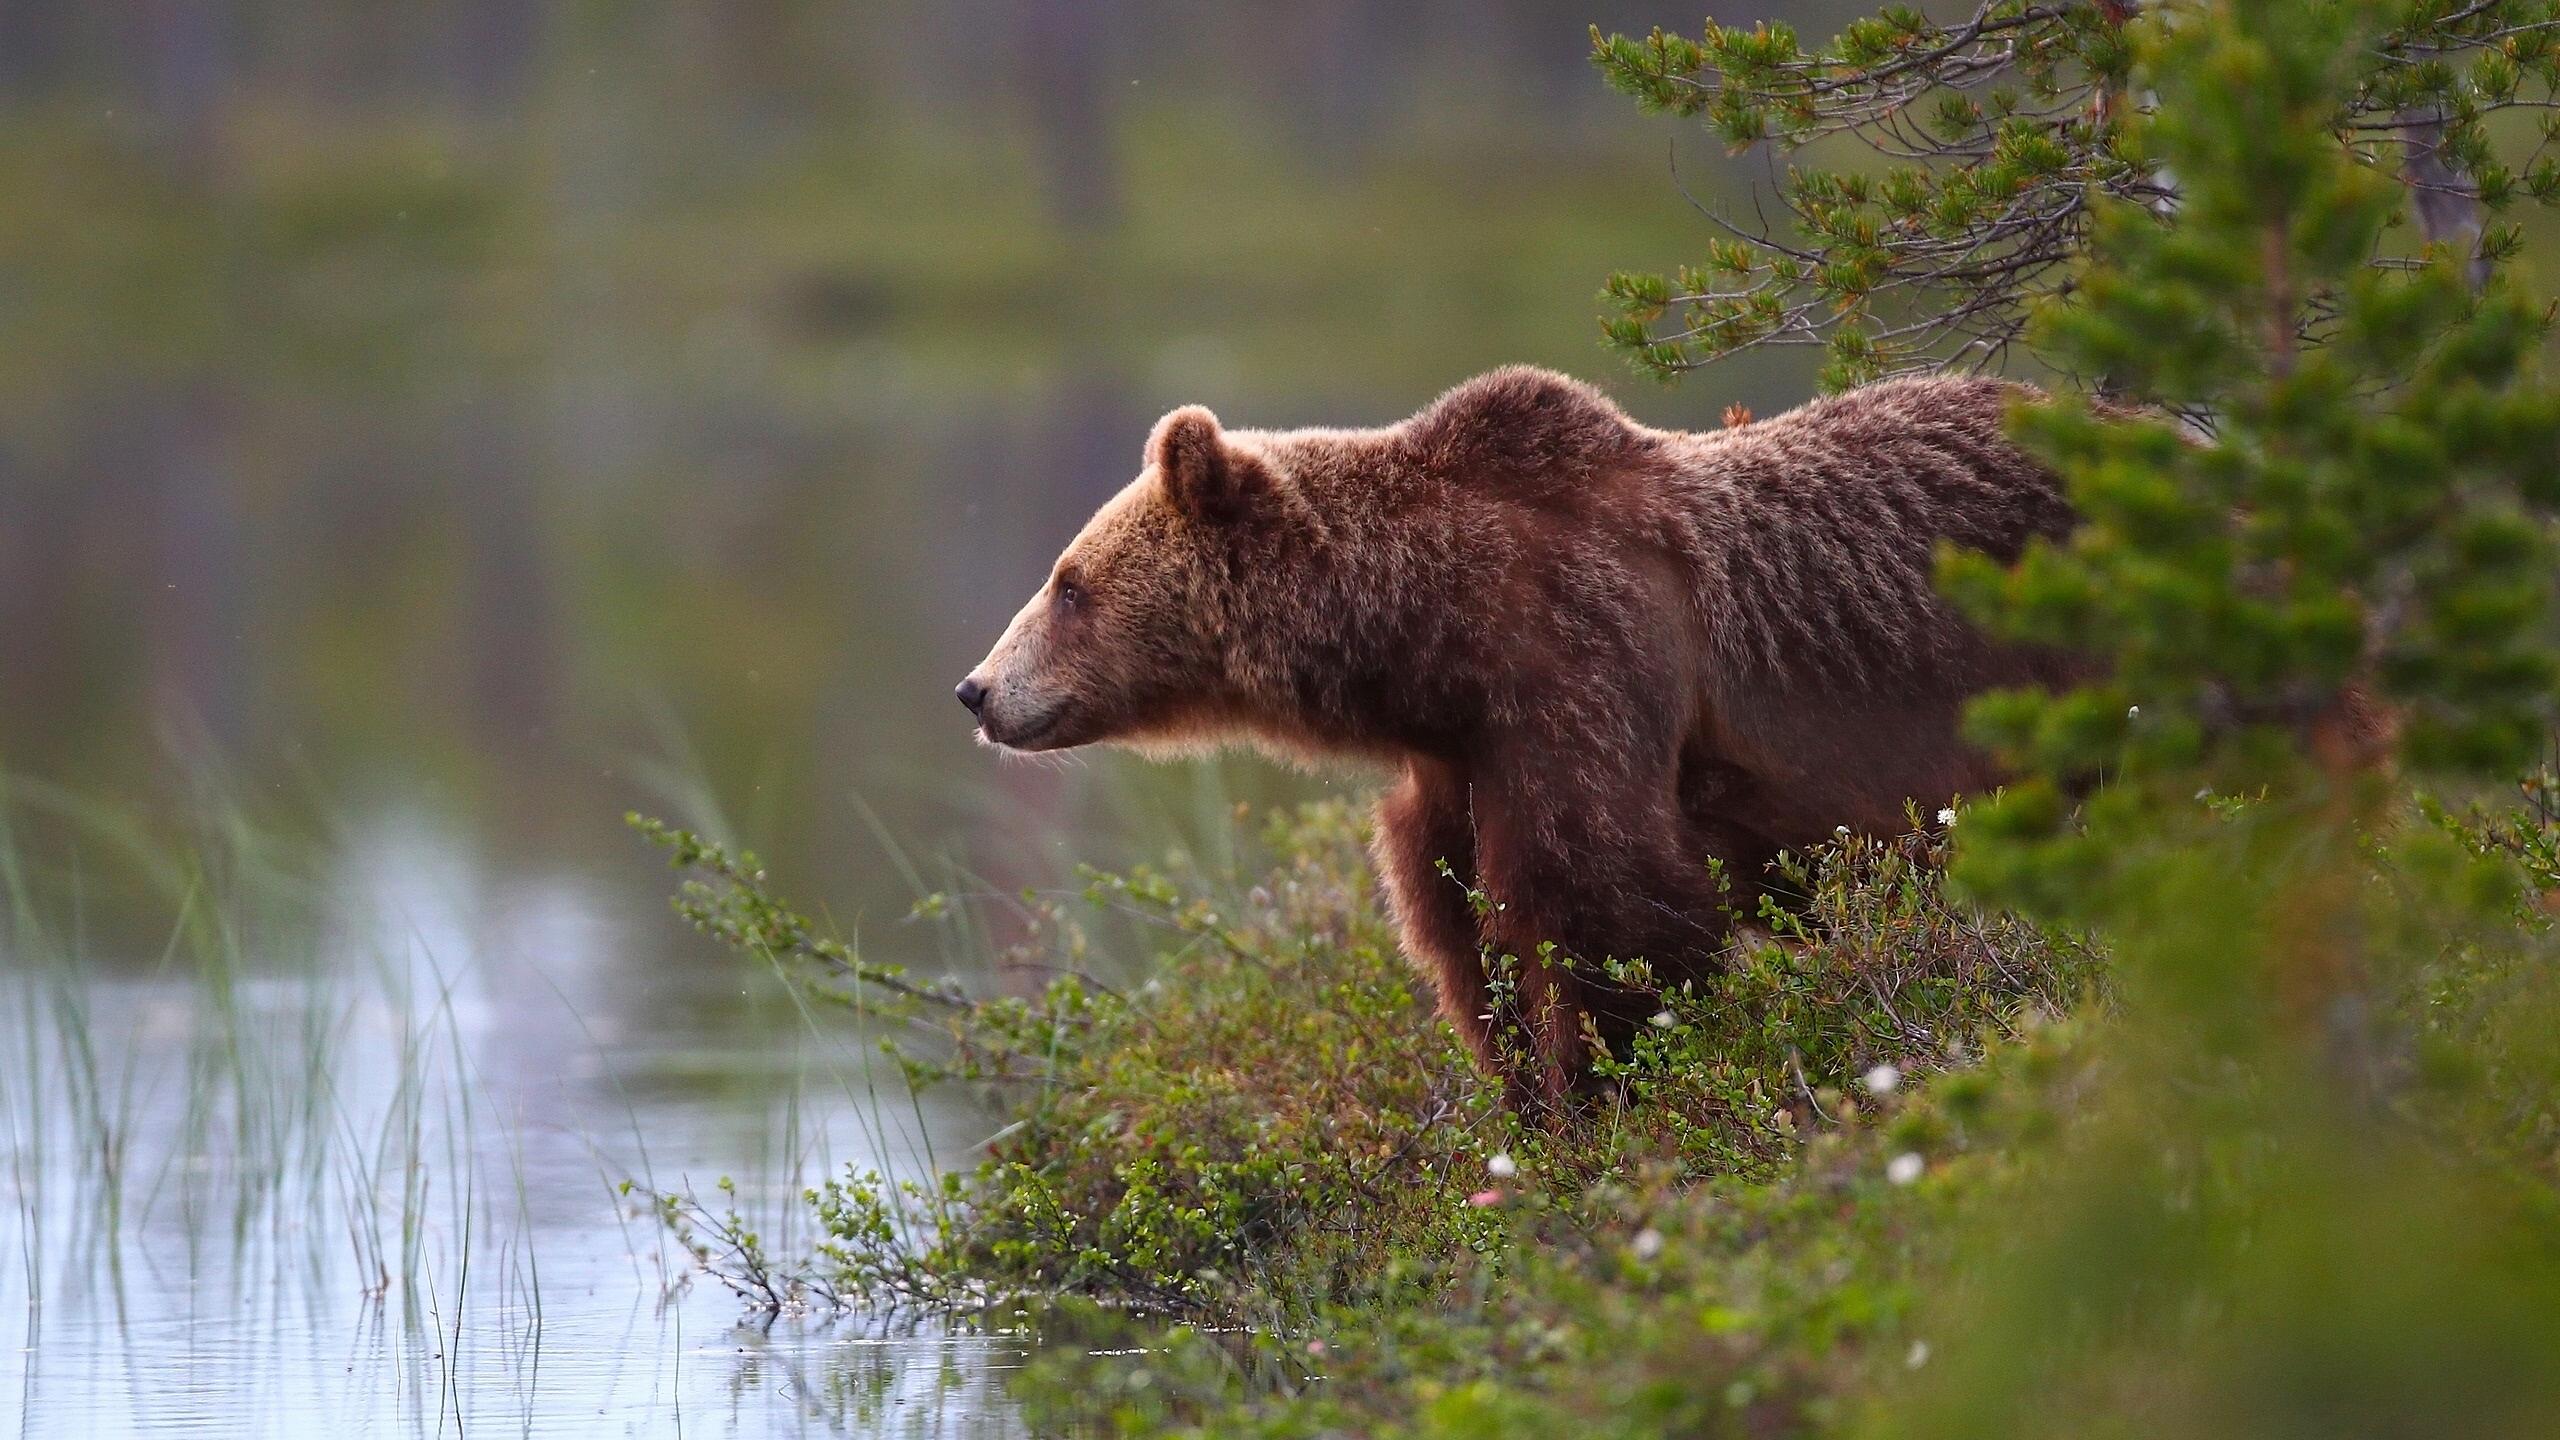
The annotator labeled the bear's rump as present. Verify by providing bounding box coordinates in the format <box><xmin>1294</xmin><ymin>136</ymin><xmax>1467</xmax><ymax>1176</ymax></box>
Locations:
<box><xmin>1690</xmin><ymin>680</ymin><xmax>2005</xmax><ymax>841</ymax></box>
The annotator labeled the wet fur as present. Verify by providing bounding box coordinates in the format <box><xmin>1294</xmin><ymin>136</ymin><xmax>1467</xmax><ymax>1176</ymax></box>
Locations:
<box><xmin>965</xmin><ymin>367</ymin><xmax>2083</xmax><ymax>1118</ymax></box>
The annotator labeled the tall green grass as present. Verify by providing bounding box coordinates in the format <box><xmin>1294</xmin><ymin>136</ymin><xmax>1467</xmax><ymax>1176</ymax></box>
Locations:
<box><xmin>0</xmin><ymin>777</ymin><xmax>572</xmax><ymax>1426</ymax></box>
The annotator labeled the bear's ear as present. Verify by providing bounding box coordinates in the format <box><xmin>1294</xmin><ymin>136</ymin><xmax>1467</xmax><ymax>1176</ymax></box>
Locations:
<box><xmin>1149</xmin><ymin>405</ymin><xmax>1260</xmax><ymax>525</ymax></box>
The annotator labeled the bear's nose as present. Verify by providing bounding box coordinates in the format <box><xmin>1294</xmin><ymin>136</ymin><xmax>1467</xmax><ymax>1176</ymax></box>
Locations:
<box><xmin>954</xmin><ymin>676</ymin><xmax>989</xmax><ymax>716</ymax></box>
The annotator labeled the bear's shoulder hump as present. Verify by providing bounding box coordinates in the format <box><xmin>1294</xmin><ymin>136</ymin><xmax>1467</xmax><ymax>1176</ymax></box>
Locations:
<box><xmin>1402</xmin><ymin>366</ymin><xmax>1640</xmax><ymax>482</ymax></box>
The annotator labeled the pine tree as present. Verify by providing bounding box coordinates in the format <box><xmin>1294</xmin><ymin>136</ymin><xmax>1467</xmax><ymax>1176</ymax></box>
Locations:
<box><xmin>1940</xmin><ymin>2</ymin><xmax>2560</xmax><ymax>922</ymax></box>
<box><xmin>1592</xmin><ymin>0</ymin><xmax>2560</xmax><ymax>388</ymax></box>
<box><xmin>1771</xmin><ymin>4</ymin><xmax>2560</xmax><ymax>1430</ymax></box>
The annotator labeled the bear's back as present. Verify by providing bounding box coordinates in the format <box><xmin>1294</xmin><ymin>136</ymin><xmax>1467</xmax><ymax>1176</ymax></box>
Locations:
<box><xmin>1666</xmin><ymin>375</ymin><xmax>2077</xmax><ymax>694</ymax></box>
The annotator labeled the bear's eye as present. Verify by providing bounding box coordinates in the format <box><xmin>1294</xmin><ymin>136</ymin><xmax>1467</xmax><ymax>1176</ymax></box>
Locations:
<box><xmin>1054</xmin><ymin>575</ymin><xmax>1086</xmax><ymax>611</ymax></box>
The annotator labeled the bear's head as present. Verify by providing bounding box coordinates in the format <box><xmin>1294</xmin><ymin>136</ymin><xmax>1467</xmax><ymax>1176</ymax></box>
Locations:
<box><xmin>957</xmin><ymin>405</ymin><xmax>1270</xmax><ymax>754</ymax></box>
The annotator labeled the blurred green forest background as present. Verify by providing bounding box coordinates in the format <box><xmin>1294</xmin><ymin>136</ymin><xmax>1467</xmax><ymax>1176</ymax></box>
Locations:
<box><xmin>0</xmin><ymin>1</ymin><xmax>1877</xmax><ymax>923</ymax></box>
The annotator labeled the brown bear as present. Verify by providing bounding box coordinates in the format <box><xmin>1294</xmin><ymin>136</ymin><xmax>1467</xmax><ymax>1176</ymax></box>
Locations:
<box><xmin>956</xmin><ymin>367</ymin><xmax>2082</xmax><ymax>1116</ymax></box>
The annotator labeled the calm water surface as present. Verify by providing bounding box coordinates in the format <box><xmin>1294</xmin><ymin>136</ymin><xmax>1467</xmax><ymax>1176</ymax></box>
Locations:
<box><xmin>1</xmin><ymin>809</ymin><xmax>1030</xmax><ymax>1437</ymax></box>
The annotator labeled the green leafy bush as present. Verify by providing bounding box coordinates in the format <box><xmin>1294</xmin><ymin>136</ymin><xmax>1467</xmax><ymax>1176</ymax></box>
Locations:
<box><xmin>634</xmin><ymin>802</ymin><xmax>2091</xmax><ymax>1328</ymax></box>
<box><xmin>977</xmin><ymin>790</ymin><xmax>2560</xmax><ymax>1439</ymax></box>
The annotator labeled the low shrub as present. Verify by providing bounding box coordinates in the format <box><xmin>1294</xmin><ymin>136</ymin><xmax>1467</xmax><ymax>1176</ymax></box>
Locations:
<box><xmin>636</xmin><ymin>778</ymin><xmax>2560</xmax><ymax>1438</ymax></box>
<box><xmin>633</xmin><ymin>800</ymin><xmax>2095</xmax><ymax>1328</ymax></box>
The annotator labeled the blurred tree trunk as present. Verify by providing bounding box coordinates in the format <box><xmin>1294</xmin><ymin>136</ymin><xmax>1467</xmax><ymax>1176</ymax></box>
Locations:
<box><xmin>131</xmin><ymin>0</ymin><xmax>249</xmax><ymax>752</ymax></box>
<box><xmin>456</xmin><ymin>395</ymin><xmax>559</xmax><ymax>770</ymax></box>
<box><xmin>2398</xmin><ymin>107</ymin><xmax>2490</xmax><ymax>289</ymax></box>
<box><xmin>449</xmin><ymin>0</ymin><xmax>540</xmax><ymax>114</ymax></box>
<box><xmin>1019</xmin><ymin>0</ymin><xmax>1119</xmax><ymax>232</ymax></box>
<box><xmin>134</xmin><ymin>0</ymin><xmax>224</xmax><ymax>165</ymax></box>
<box><xmin>1285</xmin><ymin>0</ymin><xmax>1395</xmax><ymax>163</ymax></box>
<box><xmin>141</xmin><ymin>384</ymin><xmax>250</xmax><ymax>752</ymax></box>
<box><xmin>0</xmin><ymin>0</ymin><xmax>68</xmax><ymax>99</ymax></box>
<box><xmin>0</xmin><ymin>444</ymin><xmax>81</xmax><ymax>760</ymax></box>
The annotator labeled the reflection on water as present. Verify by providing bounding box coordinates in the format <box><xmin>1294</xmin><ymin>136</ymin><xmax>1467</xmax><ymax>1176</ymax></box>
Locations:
<box><xmin>8</xmin><ymin>1239</ymin><xmax>1035</xmax><ymax>1438</ymax></box>
<box><xmin>12</xmin><ymin>1301</ymin><xmax>1029</xmax><ymax>1434</ymax></box>
<box><xmin>1</xmin><ymin>806</ymin><xmax>1023</xmax><ymax>1436</ymax></box>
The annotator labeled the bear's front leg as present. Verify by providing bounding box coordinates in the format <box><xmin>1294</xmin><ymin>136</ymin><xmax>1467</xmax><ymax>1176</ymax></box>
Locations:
<box><xmin>1374</xmin><ymin>760</ymin><xmax>1542</xmax><ymax>1115</ymax></box>
<box><xmin>1467</xmin><ymin>735</ymin><xmax>1743</xmax><ymax>1118</ymax></box>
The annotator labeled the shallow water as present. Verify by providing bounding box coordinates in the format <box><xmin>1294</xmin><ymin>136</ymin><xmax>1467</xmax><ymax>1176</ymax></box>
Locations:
<box><xmin>0</xmin><ymin>810</ymin><xmax>1029</xmax><ymax>1437</ymax></box>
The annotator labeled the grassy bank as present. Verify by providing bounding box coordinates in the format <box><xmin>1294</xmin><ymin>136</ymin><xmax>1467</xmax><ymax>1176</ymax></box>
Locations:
<box><xmin>640</xmin><ymin>777</ymin><xmax>2560</xmax><ymax>1436</ymax></box>
<box><xmin>634</xmin><ymin>800</ymin><xmax>2115</xmax><ymax>1424</ymax></box>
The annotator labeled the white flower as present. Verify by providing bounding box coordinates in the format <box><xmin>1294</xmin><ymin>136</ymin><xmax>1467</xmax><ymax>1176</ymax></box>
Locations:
<box><xmin>1905</xmin><ymin>1339</ymin><xmax>1931</xmax><ymax>1370</ymax></box>
<box><xmin>1886</xmin><ymin>1152</ymin><xmax>1926</xmax><ymax>1186</ymax></box>
<box><xmin>1486</xmin><ymin>1152</ymin><xmax>1518</xmax><ymax>1180</ymax></box>
<box><xmin>2127</xmin><ymin>704</ymin><xmax>2141</xmax><ymax>719</ymax></box>
<box><xmin>1632</xmin><ymin>1227</ymin><xmax>1665</xmax><ymax>1261</ymax></box>
<box><xmin>1649</xmin><ymin>1009</ymin><xmax>1677</xmax><ymax>1029</ymax></box>
<box><xmin>1862</xmin><ymin>1063</ymin><xmax>1902</xmax><ymax>1096</ymax></box>
<box><xmin>1834</xmin><ymin>824</ymin><xmax>1851</xmax><ymax>838</ymax></box>
<box><xmin>1936</xmin><ymin>807</ymin><xmax>1957</xmax><ymax>827</ymax></box>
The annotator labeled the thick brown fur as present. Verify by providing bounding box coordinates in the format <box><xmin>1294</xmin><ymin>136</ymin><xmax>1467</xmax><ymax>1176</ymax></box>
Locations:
<box><xmin>961</xmin><ymin>367</ymin><xmax>2084</xmax><ymax>1119</ymax></box>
